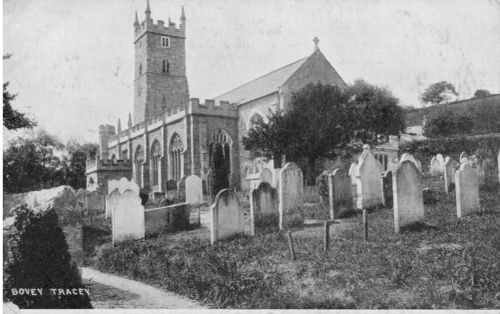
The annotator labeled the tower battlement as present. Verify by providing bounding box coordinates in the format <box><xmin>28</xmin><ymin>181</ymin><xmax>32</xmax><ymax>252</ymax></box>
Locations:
<box><xmin>188</xmin><ymin>98</ymin><xmax>238</xmax><ymax>117</ymax></box>
<box><xmin>85</xmin><ymin>156</ymin><xmax>132</xmax><ymax>174</ymax></box>
<box><xmin>135</xmin><ymin>18</ymin><xmax>185</xmax><ymax>41</ymax></box>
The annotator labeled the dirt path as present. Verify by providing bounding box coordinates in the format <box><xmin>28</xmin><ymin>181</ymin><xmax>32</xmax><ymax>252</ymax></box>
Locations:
<box><xmin>81</xmin><ymin>267</ymin><xmax>205</xmax><ymax>309</ymax></box>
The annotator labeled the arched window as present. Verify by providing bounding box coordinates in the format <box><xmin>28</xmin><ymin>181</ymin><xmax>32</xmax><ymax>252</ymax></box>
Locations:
<box><xmin>249</xmin><ymin>112</ymin><xmax>264</xmax><ymax>129</ymax></box>
<box><xmin>139</xmin><ymin>63</ymin><xmax>143</xmax><ymax>76</ymax></box>
<box><xmin>170</xmin><ymin>134</ymin><xmax>183</xmax><ymax>181</ymax></box>
<box><xmin>151</xmin><ymin>140</ymin><xmax>161</xmax><ymax>186</ymax></box>
<box><xmin>88</xmin><ymin>177</ymin><xmax>95</xmax><ymax>189</ymax></box>
<box><xmin>110</xmin><ymin>154</ymin><xmax>116</xmax><ymax>163</ymax></box>
<box><xmin>134</xmin><ymin>145</ymin><xmax>144</xmax><ymax>187</ymax></box>
<box><xmin>209</xmin><ymin>129</ymin><xmax>233</xmax><ymax>184</ymax></box>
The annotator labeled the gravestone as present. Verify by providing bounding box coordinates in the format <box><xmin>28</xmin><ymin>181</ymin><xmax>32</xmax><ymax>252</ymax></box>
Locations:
<box><xmin>382</xmin><ymin>170</ymin><xmax>393</xmax><ymax>207</ymax></box>
<box><xmin>400</xmin><ymin>153</ymin><xmax>422</xmax><ymax>172</ymax></box>
<box><xmin>443</xmin><ymin>157</ymin><xmax>456</xmax><ymax>194</ymax></box>
<box><xmin>109</xmin><ymin>179</ymin><xmax>145</xmax><ymax>244</ymax></box>
<box><xmin>355</xmin><ymin>148</ymin><xmax>384</xmax><ymax>209</ymax></box>
<box><xmin>455</xmin><ymin>162</ymin><xmax>480</xmax><ymax>218</ymax></box>
<box><xmin>278</xmin><ymin>162</ymin><xmax>304</xmax><ymax>230</ymax></box>
<box><xmin>437</xmin><ymin>154</ymin><xmax>445</xmax><ymax>168</ymax></box>
<box><xmin>250</xmin><ymin>182</ymin><xmax>279</xmax><ymax>234</ymax></box>
<box><xmin>316</xmin><ymin>170</ymin><xmax>331</xmax><ymax>208</ymax></box>
<box><xmin>106</xmin><ymin>177</ymin><xmax>140</xmax><ymax>219</ymax></box>
<box><xmin>210</xmin><ymin>189</ymin><xmax>249</xmax><ymax>243</ymax></box>
<box><xmin>185</xmin><ymin>175</ymin><xmax>203</xmax><ymax>205</ymax></box>
<box><xmin>393</xmin><ymin>160</ymin><xmax>424</xmax><ymax>233</ymax></box>
<box><xmin>459</xmin><ymin>152</ymin><xmax>468</xmax><ymax>162</ymax></box>
<box><xmin>348</xmin><ymin>162</ymin><xmax>358</xmax><ymax>206</ymax></box>
<box><xmin>259</xmin><ymin>168</ymin><xmax>273</xmax><ymax>185</ymax></box>
<box><xmin>472</xmin><ymin>158</ymin><xmax>486</xmax><ymax>187</ymax></box>
<box><xmin>177</xmin><ymin>176</ymin><xmax>187</xmax><ymax>201</ymax></box>
<box><xmin>206</xmin><ymin>169</ymin><xmax>214</xmax><ymax>202</ymax></box>
<box><xmin>430</xmin><ymin>155</ymin><xmax>444</xmax><ymax>176</ymax></box>
<box><xmin>328</xmin><ymin>168</ymin><xmax>352</xmax><ymax>219</ymax></box>
<box><xmin>165</xmin><ymin>179</ymin><xmax>177</xmax><ymax>201</ymax></box>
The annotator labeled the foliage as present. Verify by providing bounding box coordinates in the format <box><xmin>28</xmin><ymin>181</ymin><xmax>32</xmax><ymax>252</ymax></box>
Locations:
<box><xmin>3</xmin><ymin>130</ymin><xmax>98</xmax><ymax>193</ymax></box>
<box><xmin>92</xmin><ymin>187</ymin><xmax>500</xmax><ymax>309</ymax></box>
<box><xmin>399</xmin><ymin>135</ymin><xmax>500</xmax><ymax>168</ymax></box>
<box><xmin>243</xmin><ymin>81</ymin><xmax>405</xmax><ymax>183</ymax></box>
<box><xmin>4</xmin><ymin>206</ymin><xmax>92</xmax><ymax>309</ymax></box>
<box><xmin>420</xmin><ymin>81</ymin><xmax>459</xmax><ymax>106</ymax></box>
<box><xmin>423</xmin><ymin>109</ymin><xmax>473</xmax><ymax>138</ymax></box>
<box><xmin>3</xmin><ymin>83</ymin><xmax>36</xmax><ymax>130</ymax></box>
<box><xmin>473</xmin><ymin>89</ymin><xmax>491</xmax><ymax>98</ymax></box>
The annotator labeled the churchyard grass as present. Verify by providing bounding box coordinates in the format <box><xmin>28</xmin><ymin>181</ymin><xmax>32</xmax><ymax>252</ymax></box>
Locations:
<box><xmin>90</xmin><ymin>184</ymin><xmax>500</xmax><ymax>309</ymax></box>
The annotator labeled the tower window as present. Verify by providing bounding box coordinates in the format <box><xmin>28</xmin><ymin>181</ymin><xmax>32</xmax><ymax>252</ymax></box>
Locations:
<box><xmin>139</xmin><ymin>63</ymin><xmax>143</xmax><ymax>75</ymax></box>
<box><xmin>161</xmin><ymin>36</ymin><xmax>170</xmax><ymax>48</ymax></box>
<box><xmin>162</xmin><ymin>60</ymin><xmax>170</xmax><ymax>73</ymax></box>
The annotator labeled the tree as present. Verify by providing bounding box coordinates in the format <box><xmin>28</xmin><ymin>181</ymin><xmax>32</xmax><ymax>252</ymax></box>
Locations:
<box><xmin>473</xmin><ymin>89</ymin><xmax>491</xmax><ymax>98</ymax></box>
<box><xmin>243</xmin><ymin>81</ymin><xmax>405</xmax><ymax>183</ymax></box>
<box><xmin>420</xmin><ymin>81</ymin><xmax>459</xmax><ymax>106</ymax></box>
<box><xmin>62</xmin><ymin>142</ymin><xmax>98</xmax><ymax>189</ymax></box>
<box><xmin>3</xmin><ymin>54</ymin><xmax>36</xmax><ymax>130</ymax></box>
<box><xmin>423</xmin><ymin>109</ymin><xmax>473</xmax><ymax>138</ymax></box>
<box><xmin>4</xmin><ymin>206</ymin><xmax>92</xmax><ymax>309</ymax></box>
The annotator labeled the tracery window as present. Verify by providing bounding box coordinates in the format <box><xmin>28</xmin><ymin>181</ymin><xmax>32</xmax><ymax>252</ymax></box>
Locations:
<box><xmin>170</xmin><ymin>134</ymin><xmax>183</xmax><ymax>181</ymax></box>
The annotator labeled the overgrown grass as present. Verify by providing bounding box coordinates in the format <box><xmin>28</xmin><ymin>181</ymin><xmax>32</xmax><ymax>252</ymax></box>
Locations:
<box><xmin>90</xmin><ymin>186</ymin><xmax>500</xmax><ymax>309</ymax></box>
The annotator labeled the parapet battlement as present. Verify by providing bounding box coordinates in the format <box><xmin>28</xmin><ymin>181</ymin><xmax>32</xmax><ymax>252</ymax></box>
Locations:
<box><xmin>135</xmin><ymin>18</ymin><xmax>185</xmax><ymax>40</ymax></box>
<box><xmin>104</xmin><ymin>97</ymin><xmax>237</xmax><ymax>143</ymax></box>
<box><xmin>86</xmin><ymin>157</ymin><xmax>132</xmax><ymax>173</ymax></box>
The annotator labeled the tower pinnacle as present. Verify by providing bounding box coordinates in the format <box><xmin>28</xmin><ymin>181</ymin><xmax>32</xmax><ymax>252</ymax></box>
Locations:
<box><xmin>145</xmin><ymin>0</ymin><xmax>151</xmax><ymax>15</ymax></box>
<box><xmin>313</xmin><ymin>37</ymin><xmax>319</xmax><ymax>51</ymax></box>
<box><xmin>134</xmin><ymin>11</ymin><xmax>139</xmax><ymax>25</ymax></box>
<box><xmin>181</xmin><ymin>6</ymin><xmax>186</xmax><ymax>20</ymax></box>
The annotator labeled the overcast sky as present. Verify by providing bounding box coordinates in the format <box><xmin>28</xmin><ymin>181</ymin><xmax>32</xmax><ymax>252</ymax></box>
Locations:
<box><xmin>3</xmin><ymin>0</ymin><xmax>500</xmax><ymax>143</ymax></box>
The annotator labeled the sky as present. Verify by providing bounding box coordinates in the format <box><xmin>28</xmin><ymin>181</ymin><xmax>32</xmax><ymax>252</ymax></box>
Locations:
<box><xmin>3</xmin><ymin>0</ymin><xmax>500</xmax><ymax>143</ymax></box>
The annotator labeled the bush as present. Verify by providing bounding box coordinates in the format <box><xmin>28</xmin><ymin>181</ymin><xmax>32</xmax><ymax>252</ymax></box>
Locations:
<box><xmin>400</xmin><ymin>135</ymin><xmax>500</xmax><ymax>167</ymax></box>
<box><xmin>4</xmin><ymin>206</ymin><xmax>92</xmax><ymax>309</ymax></box>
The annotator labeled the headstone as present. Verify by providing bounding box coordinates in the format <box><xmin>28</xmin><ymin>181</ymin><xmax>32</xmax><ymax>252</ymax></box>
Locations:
<box><xmin>328</xmin><ymin>168</ymin><xmax>352</xmax><ymax>219</ymax></box>
<box><xmin>250</xmin><ymin>182</ymin><xmax>279</xmax><ymax>234</ymax></box>
<box><xmin>459</xmin><ymin>152</ymin><xmax>468</xmax><ymax>162</ymax></box>
<box><xmin>110</xmin><ymin>179</ymin><xmax>145</xmax><ymax>244</ymax></box>
<box><xmin>471</xmin><ymin>157</ymin><xmax>486</xmax><ymax>187</ymax></box>
<box><xmin>278</xmin><ymin>162</ymin><xmax>304</xmax><ymax>230</ymax></box>
<box><xmin>430</xmin><ymin>155</ymin><xmax>444</xmax><ymax>176</ymax></box>
<box><xmin>316</xmin><ymin>170</ymin><xmax>331</xmax><ymax>208</ymax></box>
<box><xmin>455</xmin><ymin>162</ymin><xmax>480</xmax><ymax>218</ymax></box>
<box><xmin>392</xmin><ymin>160</ymin><xmax>424</xmax><ymax>233</ymax></box>
<box><xmin>165</xmin><ymin>179</ymin><xmax>177</xmax><ymax>201</ymax></box>
<box><xmin>400</xmin><ymin>153</ymin><xmax>422</xmax><ymax>172</ymax></box>
<box><xmin>436</xmin><ymin>154</ymin><xmax>445</xmax><ymax>168</ymax></box>
<box><xmin>443</xmin><ymin>157</ymin><xmax>456</xmax><ymax>194</ymax></box>
<box><xmin>206</xmin><ymin>169</ymin><xmax>214</xmax><ymax>202</ymax></box>
<box><xmin>210</xmin><ymin>189</ymin><xmax>248</xmax><ymax>243</ymax></box>
<box><xmin>382</xmin><ymin>170</ymin><xmax>393</xmax><ymax>207</ymax></box>
<box><xmin>348</xmin><ymin>162</ymin><xmax>358</xmax><ymax>206</ymax></box>
<box><xmin>259</xmin><ymin>168</ymin><xmax>273</xmax><ymax>185</ymax></box>
<box><xmin>356</xmin><ymin>148</ymin><xmax>384</xmax><ymax>209</ymax></box>
<box><xmin>185</xmin><ymin>175</ymin><xmax>203</xmax><ymax>205</ymax></box>
<box><xmin>177</xmin><ymin>176</ymin><xmax>187</xmax><ymax>201</ymax></box>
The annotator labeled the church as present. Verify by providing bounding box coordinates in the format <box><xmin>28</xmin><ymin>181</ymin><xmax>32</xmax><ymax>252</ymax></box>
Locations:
<box><xmin>85</xmin><ymin>1</ymin><xmax>348</xmax><ymax>195</ymax></box>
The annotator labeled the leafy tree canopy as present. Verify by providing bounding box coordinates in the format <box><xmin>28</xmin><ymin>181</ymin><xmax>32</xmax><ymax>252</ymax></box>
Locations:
<box><xmin>423</xmin><ymin>109</ymin><xmax>473</xmax><ymax>138</ymax></box>
<box><xmin>473</xmin><ymin>89</ymin><xmax>491</xmax><ymax>98</ymax></box>
<box><xmin>420</xmin><ymin>81</ymin><xmax>459</xmax><ymax>106</ymax></box>
<box><xmin>243</xmin><ymin>81</ymin><xmax>405</xmax><ymax>182</ymax></box>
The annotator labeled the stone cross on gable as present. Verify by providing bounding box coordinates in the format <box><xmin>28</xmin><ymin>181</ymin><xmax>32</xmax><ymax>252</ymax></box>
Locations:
<box><xmin>313</xmin><ymin>37</ymin><xmax>319</xmax><ymax>51</ymax></box>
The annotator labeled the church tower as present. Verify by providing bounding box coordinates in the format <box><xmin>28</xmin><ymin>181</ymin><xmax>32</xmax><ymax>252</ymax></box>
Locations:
<box><xmin>133</xmin><ymin>1</ymin><xmax>189</xmax><ymax>123</ymax></box>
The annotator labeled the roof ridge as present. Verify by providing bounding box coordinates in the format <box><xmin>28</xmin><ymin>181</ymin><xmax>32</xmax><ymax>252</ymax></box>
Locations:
<box><xmin>214</xmin><ymin>55</ymin><xmax>309</xmax><ymax>99</ymax></box>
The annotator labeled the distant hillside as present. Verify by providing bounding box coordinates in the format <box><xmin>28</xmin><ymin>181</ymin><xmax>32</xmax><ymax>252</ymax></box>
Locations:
<box><xmin>404</xmin><ymin>94</ymin><xmax>500</xmax><ymax>134</ymax></box>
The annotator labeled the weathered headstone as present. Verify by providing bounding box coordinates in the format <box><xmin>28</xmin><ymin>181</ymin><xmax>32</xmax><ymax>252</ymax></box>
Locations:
<box><xmin>259</xmin><ymin>168</ymin><xmax>273</xmax><ymax>185</ymax></box>
<box><xmin>443</xmin><ymin>157</ymin><xmax>456</xmax><ymax>194</ymax></box>
<box><xmin>455</xmin><ymin>162</ymin><xmax>480</xmax><ymax>218</ymax></box>
<box><xmin>382</xmin><ymin>170</ymin><xmax>393</xmax><ymax>207</ymax></box>
<box><xmin>210</xmin><ymin>189</ymin><xmax>249</xmax><ymax>243</ymax></box>
<box><xmin>106</xmin><ymin>177</ymin><xmax>140</xmax><ymax>219</ymax></box>
<box><xmin>110</xmin><ymin>179</ymin><xmax>145</xmax><ymax>244</ymax></box>
<box><xmin>356</xmin><ymin>148</ymin><xmax>384</xmax><ymax>209</ymax></box>
<box><xmin>177</xmin><ymin>176</ymin><xmax>187</xmax><ymax>201</ymax></box>
<box><xmin>316</xmin><ymin>170</ymin><xmax>331</xmax><ymax>208</ymax></box>
<box><xmin>348</xmin><ymin>162</ymin><xmax>358</xmax><ymax>206</ymax></box>
<box><xmin>328</xmin><ymin>168</ymin><xmax>352</xmax><ymax>219</ymax></box>
<box><xmin>430</xmin><ymin>155</ymin><xmax>444</xmax><ymax>176</ymax></box>
<box><xmin>250</xmin><ymin>182</ymin><xmax>279</xmax><ymax>234</ymax></box>
<box><xmin>437</xmin><ymin>154</ymin><xmax>445</xmax><ymax>167</ymax></box>
<box><xmin>400</xmin><ymin>153</ymin><xmax>422</xmax><ymax>172</ymax></box>
<box><xmin>165</xmin><ymin>179</ymin><xmax>177</xmax><ymax>201</ymax></box>
<box><xmin>392</xmin><ymin>160</ymin><xmax>424</xmax><ymax>233</ymax></box>
<box><xmin>185</xmin><ymin>175</ymin><xmax>203</xmax><ymax>205</ymax></box>
<box><xmin>278</xmin><ymin>162</ymin><xmax>304</xmax><ymax>230</ymax></box>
